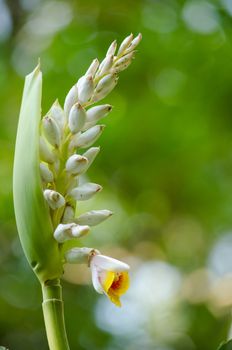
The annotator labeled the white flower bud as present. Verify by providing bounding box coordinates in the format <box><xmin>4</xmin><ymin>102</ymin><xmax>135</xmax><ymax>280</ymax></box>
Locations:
<box><xmin>65</xmin><ymin>154</ymin><xmax>88</xmax><ymax>175</ymax></box>
<box><xmin>83</xmin><ymin>105</ymin><xmax>112</xmax><ymax>130</ymax></box>
<box><xmin>62</xmin><ymin>205</ymin><xmax>75</xmax><ymax>223</ymax></box>
<box><xmin>54</xmin><ymin>223</ymin><xmax>90</xmax><ymax>243</ymax></box>
<box><xmin>77</xmin><ymin>75</ymin><xmax>94</xmax><ymax>104</ymax></box>
<box><xmin>92</xmin><ymin>74</ymin><xmax>118</xmax><ymax>102</ymax></box>
<box><xmin>75</xmin><ymin>209</ymin><xmax>113</xmax><ymax>226</ymax></box>
<box><xmin>106</xmin><ymin>40</ymin><xmax>117</xmax><ymax>56</ymax></box>
<box><xmin>43</xmin><ymin>189</ymin><xmax>65</xmax><ymax>210</ymax></box>
<box><xmin>39</xmin><ymin>137</ymin><xmax>55</xmax><ymax>164</ymax></box>
<box><xmin>42</xmin><ymin>116</ymin><xmax>61</xmax><ymax>148</ymax></box>
<box><xmin>64</xmin><ymin>84</ymin><xmax>78</xmax><ymax>116</ymax></box>
<box><xmin>117</xmin><ymin>33</ymin><xmax>133</xmax><ymax>55</ymax></box>
<box><xmin>71</xmin><ymin>224</ymin><xmax>90</xmax><ymax>238</ymax></box>
<box><xmin>49</xmin><ymin>100</ymin><xmax>65</xmax><ymax>131</ymax></box>
<box><xmin>82</xmin><ymin>146</ymin><xmax>100</xmax><ymax>171</ymax></box>
<box><xmin>70</xmin><ymin>125</ymin><xmax>105</xmax><ymax>149</ymax></box>
<box><xmin>86</xmin><ymin>104</ymin><xmax>112</xmax><ymax>124</ymax></box>
<box><xmin>112</xmin><ymin>59</ymin><xmax>132</xmax><ymax>73</ymax></box>
<box><xmin>125</xmin><ymin>33</ymin><xmax>142</xmax><ymax>53</ymax></box>
<box><xmin>114</xmin><ymin>51</ymin><xmax>135</xmax><ymax>69</ymax></box>
<box><xmin>68</xmin><ymin>103</ymin><xmax>86</xmax><ymax>134</ymax></box>
<box><xmin>69</xmin><ymin>182</ymin><xmax>102</xmax><ymax>201</ymax></box>
<box><xmin>65</xmin><ymin>247</ymin><xmax>99</xmax><ymax>264</ymax></box>
<box><xmin>86</xmin><ymin>58</ymin><xmax>99</xmax><ymax>76</ymax></box>
<box><xmin>97</xmin><ymin>55</ymin><xmax>114</xmax><ymax>76</ymax></box>
<box><xmin>40</xmin><ymin>163</ymin><xmax>54</xmax><ymax>183</ymax></box>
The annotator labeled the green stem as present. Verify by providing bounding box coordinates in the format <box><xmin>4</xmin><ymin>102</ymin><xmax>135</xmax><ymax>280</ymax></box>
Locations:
<box><xmin>42</xmin><ymin>279</ymin><xmax>70</xmax><ymax>350</ymax></box>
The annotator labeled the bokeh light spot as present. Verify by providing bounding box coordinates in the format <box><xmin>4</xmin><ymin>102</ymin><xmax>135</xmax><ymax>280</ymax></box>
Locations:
<box><xmin>221</xmin><ymin>0</ymin><xmax>232</xmax><ymax>16</ymax></box>
<box><xmin>24</xmin><ymin>1</ymin><xmax>73</xmax><ymax>36</ymax></box>
<box><xmin>182</xmin><ymin>1</ymin><xmax>220</xmax><ymax>34</ymax></box>
<box><xmin>0</xmin><ymin>0</ymin><xmax>12</xmax><ymax>42</ymax></box>
<box><xmin>151</xmin><ymin>68</ymin><xmax>186</xmax><ymax>103</ymax></box>
<box><xmin>208</xmin><ymin>232</ymin><xmax>232</xmax><ymax>277</ymax></box>
<box><xmin>142</xmin><ymin>0</ymin><xmax>178</xmax><ymax>34</ymax></box>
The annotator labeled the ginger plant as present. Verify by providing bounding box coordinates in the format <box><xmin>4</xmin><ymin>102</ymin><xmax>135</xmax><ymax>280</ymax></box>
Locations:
<box><xmin>13</xmin><ymin>33</ymin><xmax>142</xmax><ymax>350</ymax></box>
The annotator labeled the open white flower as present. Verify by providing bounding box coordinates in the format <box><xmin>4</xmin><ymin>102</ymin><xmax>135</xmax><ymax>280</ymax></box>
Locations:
<box><xmin>90</xmin><ymin>253</ymin><xmax>130</xmax><ymax>307</ymax></box>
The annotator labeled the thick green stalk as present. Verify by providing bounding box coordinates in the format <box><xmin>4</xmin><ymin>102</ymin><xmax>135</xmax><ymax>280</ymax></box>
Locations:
<box><xmin>42</xmin><ymin>279</ymin><xmax>70</xmax><ymax>350</ymax></box>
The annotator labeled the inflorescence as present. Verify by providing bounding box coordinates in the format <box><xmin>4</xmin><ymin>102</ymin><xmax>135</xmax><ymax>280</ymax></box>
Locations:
<box><xmin>40</xmin><ymin>33</ymin><xmax>142</xmax><ymax>306</ymax></box>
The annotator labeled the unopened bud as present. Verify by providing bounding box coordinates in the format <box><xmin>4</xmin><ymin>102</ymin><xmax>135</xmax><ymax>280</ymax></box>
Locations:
<box><xmin>40</xmin><ymin>163</ymin><xmax>54</xmax><ymax>183</ymax></box>
<box><xmin>82</xmin><ymin>147</ymin><xmax>100</xmax><ymax>170</ymax></box>
<box><xmin>49</xmin><ymin>100</ymin><xmax>65</xmax><ymax>130</ymax></box>
<box><xmin>86</xmin><ymin>58</ymin><xmax>99</xmax><ymax>76</ymax></box>
<box><xmin>65</xmin><ymin>247</ymin><xmax>99</xmax><ymax>264</ymax></box>
<box><xmin>65</xmin><ymin>154</ymin><xmax>88</xmax><ymax>175</ymax></box>
<box><xmin>92</xmin><ymin>74</ymin><xmax>118</xmax><ymax>102</ymax></box>
<box><xmin>69</xmin><ymin>103</ymin><xmax>86</xmax><ymax>134</ymax></box>
<box><xmin>64</xmin><ymin>84</ymin><xmax>78</xmax><ymax>116</ymax></box>
<box><xmin>75</xmin><ymin>209</ymin><xmax>113</xmax><ymax>226</ymax></box>
<box><xmin>43</xmin><ymin>189</ymin><xmax>65</xmax><ymax>210</ymax></box>
<box><xmin>86</xmin><ymin>104</ymin><xmax>112</xmax><ymax>124</ymax></box>
<box><xmin>125</xmin><ymin>33</ymin><xmax>142</xmax><ymax>53</ymax></box>
<box><xmin>106</xmin><ymin>40</ymin><xmax>117</xmax><ymax>56</ymax></box>
<box><xmin>62</xmin><ymin>205</ymin><xmax>75</xmax><ymax>223</ymax></box>
<box><xmin>97</xmin><ymin>55</ymin><xmax>114</xmax><ymax>76</ymax></box>
<box><xmin>70</xmin><ymin>125</ymin><xmax>105</xmax><ymax>149</ymax></box>
<box><xmin>54</xmin><ymin>223</ymin><xmax>90</xmax><ymax>243</ymax></box>
<box><xmin>77</xmin><ymin>75</ymin><xmax>94</xmax><ymax>104</ymax></box>
<box><xmin>39</xmin><ymin>137</ymin><xmax>55</xmax><ymax>164</ymax></box>
<box><xmin>42</xmin><ymin>116</ymin><xmax>61</xmax><ymax>148</ymax></box>
<box><xmin>112</xmin><ymin>59</ymin><xmax>132</xmax><ymax>73</ymax></box>
<box><xmin>69</xmin><ymin>182</ymin><xmax>102</xmax><ymax>201</ymax></box>
<box><xmin>114</xmin><ymin>51</ymin><xmax>135</xmax><ymax>69</ymax></box>
<box><xmin>117</xmin><ymin>33</ymin><xmax>133</xmax><ymax>55</ymax></box>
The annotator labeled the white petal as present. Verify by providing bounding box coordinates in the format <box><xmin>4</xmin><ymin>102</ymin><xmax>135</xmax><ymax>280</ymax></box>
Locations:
<box><xmin>91</xmin><ymin>254</ymin><xmax>129</xmax><ymax>272</ymax></box>
<box><xmin>91</xmin><ymin>264</ymin><xmax>104</xmax><ymax>294</ymax></box>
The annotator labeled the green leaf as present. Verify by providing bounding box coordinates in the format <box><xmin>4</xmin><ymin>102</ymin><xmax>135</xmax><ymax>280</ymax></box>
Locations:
<box><xmin>13</xmin><ymin>64</ymin><xmax>62</xmax><ymax>283</ymax></box>
<box><xmin>218</xmin><ymin>340</ymin><xmax>232</xmax><ymax>350</ymax></box>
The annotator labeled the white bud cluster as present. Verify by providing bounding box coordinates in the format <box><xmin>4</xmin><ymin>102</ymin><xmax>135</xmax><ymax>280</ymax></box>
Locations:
<box><xmin>39</xmin><ymin>33</ymin><xmax>141</xmax><ymax>258</ymax></box>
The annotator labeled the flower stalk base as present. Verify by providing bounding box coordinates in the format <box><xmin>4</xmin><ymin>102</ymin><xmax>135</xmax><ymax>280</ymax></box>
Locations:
<box><xmin>42</xmin><ymin>279</ymin><xmax>70</xmax><ymax>350</ymax></box>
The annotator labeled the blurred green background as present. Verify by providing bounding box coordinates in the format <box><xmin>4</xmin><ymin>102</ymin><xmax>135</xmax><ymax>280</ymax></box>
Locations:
<box><xmin>1</xmin><ymin>0</ymin><xmax>232</xmax><ymax>349</ymax></box>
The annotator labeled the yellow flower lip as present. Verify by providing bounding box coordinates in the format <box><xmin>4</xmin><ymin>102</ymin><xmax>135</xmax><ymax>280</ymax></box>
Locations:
<box><xmin>90</xmin><ymin>254</ymin><xmax>130</xmax><ymax>307</ymax></box>
<box><xmin>103</xmin><ymin>271</ymin><xmax>130</xmax><ymax>307</ymax></box>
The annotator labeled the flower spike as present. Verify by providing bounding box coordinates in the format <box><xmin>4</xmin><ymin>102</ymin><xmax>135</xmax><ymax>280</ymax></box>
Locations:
<box><xmin>13</xmin><ymin>35</ymin><xmax>142</xmax><ymax>342</ymax></box>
